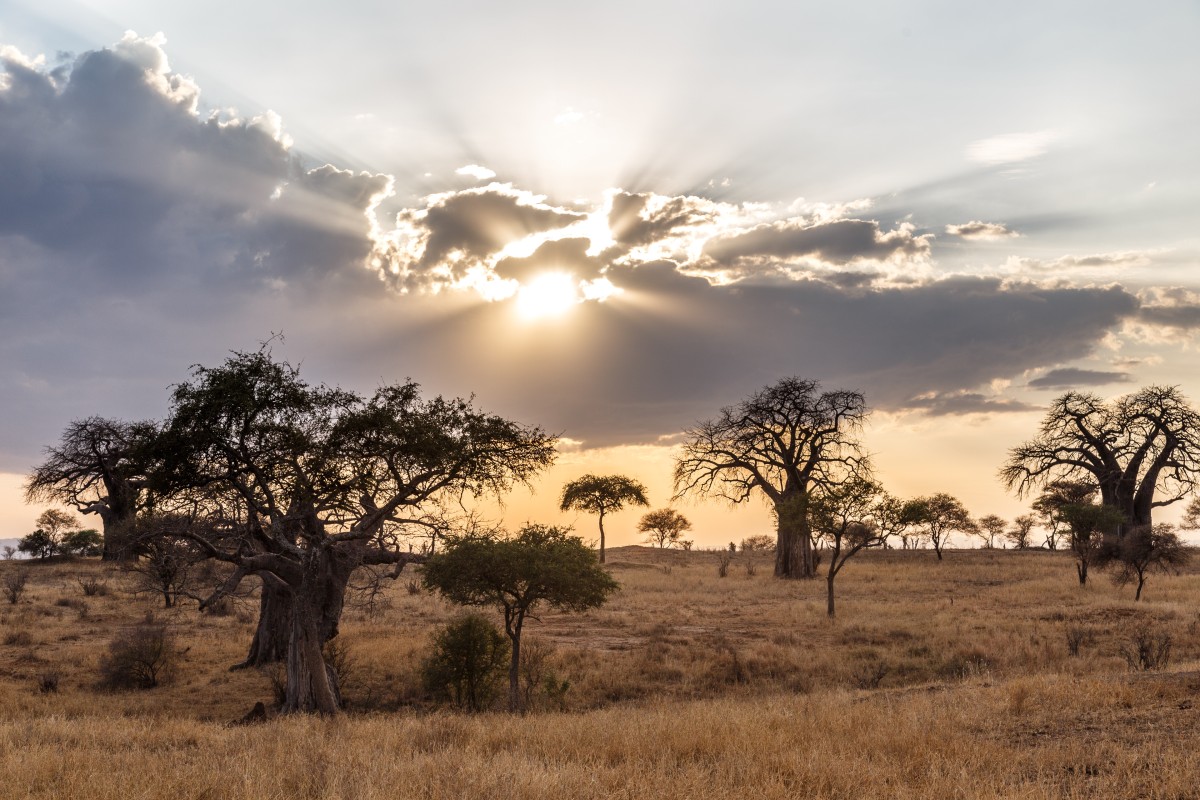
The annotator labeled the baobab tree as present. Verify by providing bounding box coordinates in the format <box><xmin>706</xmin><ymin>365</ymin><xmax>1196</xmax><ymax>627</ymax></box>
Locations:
<box><xmin>156</xmin><ymin>348</ymin><xmax>556</xmax><ymax>714</ymax></box>
<box><xmin>674</xmin><ymin>377</ymin><xmax>868</xmax><ymax>579</ymax></box>
<box><xmin>26</xmin><ymin>417</ymin><xmax>159</xmax><ymax>560</ymax></box>
<box><xmin>1001</xmin><ymin>387</ymin><xmax>1200</xmax><ymax>536</ymax></box>
<box><xmin>559</xmin><ymin>474</ymin><xmax>648</xmax><ymax>563</ymax></box>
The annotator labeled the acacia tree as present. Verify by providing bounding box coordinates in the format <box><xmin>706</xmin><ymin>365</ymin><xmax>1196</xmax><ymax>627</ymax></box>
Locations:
<box><xmin>1110</xmin><ymin>523</ymin><xmax>1189</xmax><ymax>601</ymax></box>
<box><xmin>156</xmin><ymin>349</ymin><xmax>556</xmax><ymax>714</ymax></box>
<box><xmin>559</xmin><ymin>474</ymin><xmax>648</xmax><ymax>564</ymax></box>
<box><xmin>26</xmin><ymin>417</ymin><xmax>159</xmax><ymax>561</ymax></box>
<box><xmin>906</xmin><ymin>493</ymin><xmax>976</xmax><ymax>560</ymax></box>
<box><xmin>674</xmin><ymin>377</ymin><xmax>868</xmax><ymax>579</ymax></box>
<box><xmin>809</xmin><ymin>477</ymin><xmax>896</xmax><ymax>617</ymax></box>
<box><xmin>423</xmin><ymin>524</ymin><xmax>618</xmax><ymax>712</ymax></box>
<box><xmin>1006</xmin><ymin>514</ymin><xmax>1038</xmax><ymax>550</ymax></box>
<box><xmin>637</xmin><ymin>508</ymin><xmax>692</xmax><ymax>549</ymax></box>
<box><xmin>974</xmin><ymin>514</ymin><xmax>1007</xmax><ymax>549</ymax></box>
<box><xmin>1032</xmin><ymin>479</ymin><xmax>1096</xmax><ymax>551</ymax></box>
<box><xmin>1059</xmin><ymin>502</ymin><xmax>1125</xmax><ymax>586</ymax></box>
<box><xmin>1001</xmin><ymin>387</ymin><xmax>1200</xmax><ymax>536</ymax></box>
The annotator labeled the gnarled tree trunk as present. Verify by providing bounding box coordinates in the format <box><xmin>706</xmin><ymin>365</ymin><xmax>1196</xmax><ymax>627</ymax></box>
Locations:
<box><xmin>279</xmin><ymin>548</ymin><xmax>355</xmax><ymax>714</ymax></box>
<box><xmin>774</xmin><ymin>491</ymin><xmax>815</xmax><ymax>579</ymax></box>
<box><xmin>233</xmin><ymin>581</ymin><xmax>293</xmax><ymax>669</ymax></box>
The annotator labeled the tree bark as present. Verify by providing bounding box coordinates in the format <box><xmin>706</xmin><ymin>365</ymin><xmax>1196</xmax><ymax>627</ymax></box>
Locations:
<box><xmin>232</xmin><ymin>581</ymin><xmax>293</xmax><ymax>669</ymax></box>
<box><xmin>507</xmin><ymin>614</ymin><xmax>525</xmax><ymax>713</ymax></box>
<box><xmin>1076</xmin><ymin>559</ymin><xmax>1088</xmax><ymax>586</ymax></box>
<box><xmin>826</xmin><ymin>573</ymin><xmax>836</xmax><ymax>617</ymax></box>
<box><xmin>774</xmin><ymin>492</ymin><xmax>815</xmax><ymax>579</ymax></box>
<box><xmin>279</xmin><ymin>548</ymin><xmax>355</xmax><ymax>714</ymax></box>
<box><xmin>597</xmin><ymin>512</ymin><xmax>606</xmax><ymax>564</ymax></box>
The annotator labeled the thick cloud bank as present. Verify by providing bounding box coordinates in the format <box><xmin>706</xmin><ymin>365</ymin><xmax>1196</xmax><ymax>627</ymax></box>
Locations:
<box><xmin>0</xmin><ymin>34</ymin><xmax>1182</xmax><ymax>472</ymax></box>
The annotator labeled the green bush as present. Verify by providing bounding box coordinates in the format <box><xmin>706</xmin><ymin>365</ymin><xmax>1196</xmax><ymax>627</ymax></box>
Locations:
<box><xmin>421</xmin><ymin>613</ymin><xmax>510</xmax><ymax>712</ymax></box>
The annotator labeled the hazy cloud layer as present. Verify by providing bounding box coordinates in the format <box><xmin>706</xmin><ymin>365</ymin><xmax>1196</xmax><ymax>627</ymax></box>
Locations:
<box><xmin>1027</xmin><ymin>368</ymin><xmax>1133</xmax><ymax>390</ymax></box>
<box><xmin>701</xmin><ymin>219</ymin><xmax>931</xmax><ymax>268</ymax></box>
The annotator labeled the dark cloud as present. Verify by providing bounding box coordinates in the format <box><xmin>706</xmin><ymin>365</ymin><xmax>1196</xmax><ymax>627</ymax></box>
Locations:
<box><xmin>1138</xmin><ymin>304</ymin><xmax>1200</xmax><ymax>331</ymax></box>
<box><xmin>396</xmin><ymin>186</ymin><xmax>585</xmax><ymax>277</ymax></box>
<box><xmin>944</xmin><ymin>221</ymin><xmax>1018</xmax><ymax>240</ymax></box>
<box><xmin>607</xmin><ymin>191</ymin><xmax>711</xmax><ymax>249</ymax></box>
<box><xmin>493</xmin><ymin>238</ymin><xmax>602</xmax><ymax>283</ymax></box>
<box><xmin>903</xmin><ymin>392</ymin><xmax>1038</xmax><ymax>416</ymax></box>
<box><xmin>702</xmin><ymin>218</ymin><xmax>931</xmax><ymax>266</ymax></box>
<box><xmin>1026</xmin><ymin>368</ymin><xmax>1133</xmax><ymax>390</ymax></box>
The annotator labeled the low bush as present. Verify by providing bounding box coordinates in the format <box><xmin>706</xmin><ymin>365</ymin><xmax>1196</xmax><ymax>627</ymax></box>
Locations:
<box><xmin>421</xmin><ymin>613</ymin><xmax>509</xmax><ymax>712</ymax></box>
<box><xmin>98</xmin><ymin>616</ymin><xmax>177</xmax><ymax>689</ymax></box>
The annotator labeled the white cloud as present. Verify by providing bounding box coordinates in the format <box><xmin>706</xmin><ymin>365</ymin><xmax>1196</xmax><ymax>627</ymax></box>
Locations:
<box><xmin>967</xmin><ymin>130</ymin><xmax>1060</xmax><ymax>165</ymax></box>
<box><xmin>455</xmin><ymin>164</ymin><xmax>496</xmax><ymax>181</ymax></box>
<box><xmin>945</xmin><ymin>221</ymin><xmax>1019</xmax><ymax>241</ymax></box>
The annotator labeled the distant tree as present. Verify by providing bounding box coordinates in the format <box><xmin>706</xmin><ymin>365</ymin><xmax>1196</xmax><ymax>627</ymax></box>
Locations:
<box><xmin>638</xmin><ymin>508</ymin><xmax>692</xmax><ymax>549</ymax></box>
<box><xmin>36</xmin><ymin>509</ymin><xmax>78</xmax><ymax>538</ymax></box>
<box><xmin>61</xmin><ymin>529</ymin><xmax>103</xmax><ymax>557</ymax></box>
<box><xmin>906</xmin><ymin>494</ymin><xmax>976</xmax><ymax>560</ymax></box>
<box><xmin>1</xmin><ymin>546</ymin><xmax>15</xmax><ymax>561</ymax></box>
<box><xmin>1058</xmin><ymin>503</ymin><xmax>1125</xmax><ymax>586</ymax></box>
<box><xmin>559</xmin><ymin>474</ymin><xmax>648</xmax><ymax>564</ymax></box>
<box><xmin>1182</xmin><ymin>496</ymin><xmax>1200</xmax><ymax>530</ymax></box>
<box><xmin>974</xmin><ymin>514</ymin><xmax>1007</xmax><ymax>549</ymax></box>
<box><xmin>26</xmin><ymin>417</ymin><xmax>159</xmax><ymax>561</ymax></box>
<box><xmin>1032</xmin><ymin>480</ymin><xmax>1096</xmax><ymax>551</ymax></box>
<box><xmin>1109</xmin><ymin>523</ymin><xmax>1189</xmax><ymax>601</ymax></box>
<box><xmin>423</xmin><ymin>524</ymin><xmax>618</xmax><ymax>712</ymax></box>
<box><xmin>739</xmin><ymin>534</ymin><xmax>775</xmax><ymax>553</ymax></box>
<box><xmin>18</xmin><ymin>529</ymin><xmax>57</xmax><ymax>560</ymax></box>
<box><xmin>1005</xmin><ymin>514</ymin><xmax>1038</xmax><ymax>550</ymax></box>
<box><xmin>809</xmin><ymin>477</ymin><xmax>893</xmax><ymax>617</ymax></box>
<box><xmin>674</xmin><ymin>377</ymin><xmax>868</xmax><ymax>579</ymax></box>
<box><xmin>124</xmin><ymin>517</ymin><xmax>206</xmax><ymax>608</ymax></box>
<box><xmin>1001</xmin><ymin>387</ymin><xmax>1200</xmax><ymax>535</ymax></box>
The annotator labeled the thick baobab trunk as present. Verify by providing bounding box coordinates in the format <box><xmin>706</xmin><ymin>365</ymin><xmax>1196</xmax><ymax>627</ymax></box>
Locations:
<box><xmin>279</xmin><ymin>549</ymin><xmax>355</xmax><ymax>714</ymax></box>
<box><xmin>774</xmin><ymin>492</ymin><xmax>815</xmax><ymax>579</ymax></box>
<box><xmin>232</xmin><ymin>581</ymin><xmax>293</xmax><ymax>669</ymax></box>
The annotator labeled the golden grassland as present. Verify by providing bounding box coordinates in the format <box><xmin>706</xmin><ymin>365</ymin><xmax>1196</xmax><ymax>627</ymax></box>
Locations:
<box><xmin>3</xmin><ymin>546</ymin><xmax>1200</xmax><ymax>798</ymax></box>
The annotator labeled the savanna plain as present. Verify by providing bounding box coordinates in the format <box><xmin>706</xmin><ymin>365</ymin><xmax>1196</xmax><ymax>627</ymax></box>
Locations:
<box><xmin>3</xmin><ymin>545</ymin><xmax>1200</xmax><ymax>799</ymax></box>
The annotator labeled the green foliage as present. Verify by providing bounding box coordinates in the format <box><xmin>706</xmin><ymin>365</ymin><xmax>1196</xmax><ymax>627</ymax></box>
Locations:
<box><xmin>421</xmin><ymin>613</ymin><xmax>510</xmax><ymax>711</ymax></box>
<box><xmin>424</xmin><ymin>525</ymin><xmax>619</xmax><ymax>622</ymax></box>
<box><xmin>559</xmin><ymin>474</ymin><xmax>649</xmax><ymax>517</ymax></box>
<box><xmin>18</xmin><ymin>530</ymin><xmax>57</xmax><ymax>560</ymax></box>
<box><xmin>61</xmin><ymin>529</ymin><xmax>103</xmax><ymax>557</ymax></box>
<box><xmin>637</xmin><ymin>508</ymin><xmax>692</xmax><ymax>548</ymax></box>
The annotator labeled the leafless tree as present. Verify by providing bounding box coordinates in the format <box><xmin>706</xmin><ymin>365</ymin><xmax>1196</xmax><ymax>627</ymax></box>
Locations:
<box><xmin>1109</xmin><ymin>523</ymin><xmax>1189</xmax><ymax>601</ymax></box>
<box><xmin>674</xmin><ymin>377</ymin><xmax>868</xmax><ymax>579</ymax></box>
<box><xmin>1001</xmin><ymin>387</ymin><xmax>1200</xmax><ymax>536</ymax></box>
<box><xmin>1005</xmin><ymin>514</ymin><xmax>1038</xmax><ymax>550</ymax></box>
<box><xmin>26</xmin><ymin>417</ymin><xmax>159</xmax><ymax>561</ymax></box>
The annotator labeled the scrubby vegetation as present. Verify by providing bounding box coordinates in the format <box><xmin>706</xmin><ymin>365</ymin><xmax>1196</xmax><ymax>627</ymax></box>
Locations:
<box><xmin>3</xmin><ymin>546</ymin><xmax>1200</xmax><ymax>798</ymax></box>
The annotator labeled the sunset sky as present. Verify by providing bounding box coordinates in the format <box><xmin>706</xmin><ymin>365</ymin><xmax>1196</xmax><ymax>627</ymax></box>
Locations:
<box><xmin>2</xmin><ymin>1</ymin><xmax>1198</xmax><ymax>548</ymax></box>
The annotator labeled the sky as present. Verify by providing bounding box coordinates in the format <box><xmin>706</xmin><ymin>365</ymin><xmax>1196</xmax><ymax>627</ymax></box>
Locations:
<box><xmin>1</xmin><ymin>1</ymin><xmax>1199</xmax><ymax>548</ymax></box>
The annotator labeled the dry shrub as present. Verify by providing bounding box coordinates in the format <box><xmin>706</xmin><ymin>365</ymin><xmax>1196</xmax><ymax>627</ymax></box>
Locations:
<box><xmin>98</xmin><ymin>616</ymin><xmax>177</xmax><ymax>689</ymax></box>
<box><xmin>3</xmin><ymin>569</ymin><xmax>29</xmax><ymax>604</ymax></box>
<box><xmin>77</xmin><ymin>576</ymin><xmax>109</xmax><ymax>597</ymax></box>
<box><xmin>1065</xmin><ymin>625</ymin><xmax>1095</xmax><ymax>657</ymax></box>
<box><xmin>717</xmin><ymin>552</ymin><xmax>731</xmax><ymax>578</ymax></box>
<box><xmin>519</xmin><ymin>636</ymin><xmax>569</xmax><ymax>710</ymax></box>
<box><xmin>1120</xmin><ymin>626</ymin><xmax>1171</xmax><ymax>672</ymax></box>
<box><xmin>37</xmin><ymin>672</ymin><xmax>60</xmax><ymax>694</ymax></box>
<box><xmin>5</xmin><ymin>629</ymin><xmax>34</xmax><ymax>646</ymax></box>
<box><xmin>852</xmin><ymin>659</ymin><xmax>889</xmax><ymax>690</ymax></box>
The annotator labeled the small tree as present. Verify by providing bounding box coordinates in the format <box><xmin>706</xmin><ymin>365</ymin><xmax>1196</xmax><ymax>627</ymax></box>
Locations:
<box><xmin>1109</xmin><ymin>523</ymin><xmax>1189</xmax><ymax>601</ymax></box>
<box><xmin>740</xmin><ymin>534</ymin><xmax>775</xmax><ymax>553</ymax></box>
<box><xmin>974</xmin><ymin>515</ymin><xmax>1007</xmax><ymax>549</ymax></box>
<box><xmin>809</xmin><ymin>477</ymin><xmax>892</xmax><ymax>617</ymax></box>
<box><xmin>421</xmin><ymin>613</ymin><xmax>510</xmax><ymax>711</ymax></box>
<box><xmin>559</xmin><ymin>474</ymin><xmax>648</xmax><ymax>563</ymax></box>
<box><xmin>423</xmin><ymin>524</ymin><xmax>618</xmax><ymax>711</ymax></box>
<box><xmin>1006</xmin><ymin>514</ymin><xmax>1037</xmax><ymax>550</ymax></box>
<box><xmin>18</xmin><ymin>530</ymin><xmax>57</xmax><ymax>560</ymax></box>
<box><xmin>1032</xmin><ymin>480</ymin><xmax>1096</xmax><ymax>551</ymax></box>
<box><xmin>61</xmin><ymin>529</ymin><xmax>103</xmax><ymax>557</ymax></box>
<box><xmin>637</xmin><ymin>508</ymin><xmax>692</xmax><ymax>549</ymax></box>
<box><xmin>906</xmin><ymin>494</ymin><xmax>976</xmax><ymax>560</ymax></box>
<box><xmin>1059</xmin><ymin>503</ymin><xmax>1124</xmax><ymax>586</ymax></box>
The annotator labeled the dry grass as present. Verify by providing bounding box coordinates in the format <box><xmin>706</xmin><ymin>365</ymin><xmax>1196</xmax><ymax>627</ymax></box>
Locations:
<box><xmin>2</xmin><ymin>547</ymin><xmax>1200</xmax><ymax>798</ymax></box>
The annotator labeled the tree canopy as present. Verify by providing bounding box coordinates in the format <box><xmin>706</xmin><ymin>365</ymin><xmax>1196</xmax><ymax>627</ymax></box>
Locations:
<box><xmin>675</xmin><ymin>377</ymin><xmax>868</xmax><ymax>579</ymax></box>
<box><xmin>559</xmin><ymin>474</ymin><xmax>648</xmax><ymax>563</ymax></box>
<box><xmin>1001</xmin><ymin>387</ymin><xmax>1200</xmax><ymax>533</ymax></box>
<box><xmin>154</xmin><ymin>348</ymin><xmax>557</xmax><ymax>713</ymax></box>
<box><xmin>423</xmin><ymin>524</ymin><xmax>618</xmax><ymax>711</ymax></box>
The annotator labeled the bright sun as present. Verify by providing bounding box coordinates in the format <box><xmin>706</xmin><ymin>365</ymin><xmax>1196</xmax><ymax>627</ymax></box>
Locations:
<box><xmin>515</xmin><ymin>272</ymin><xmax>580</xmax><ymax>320</ymax></box>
